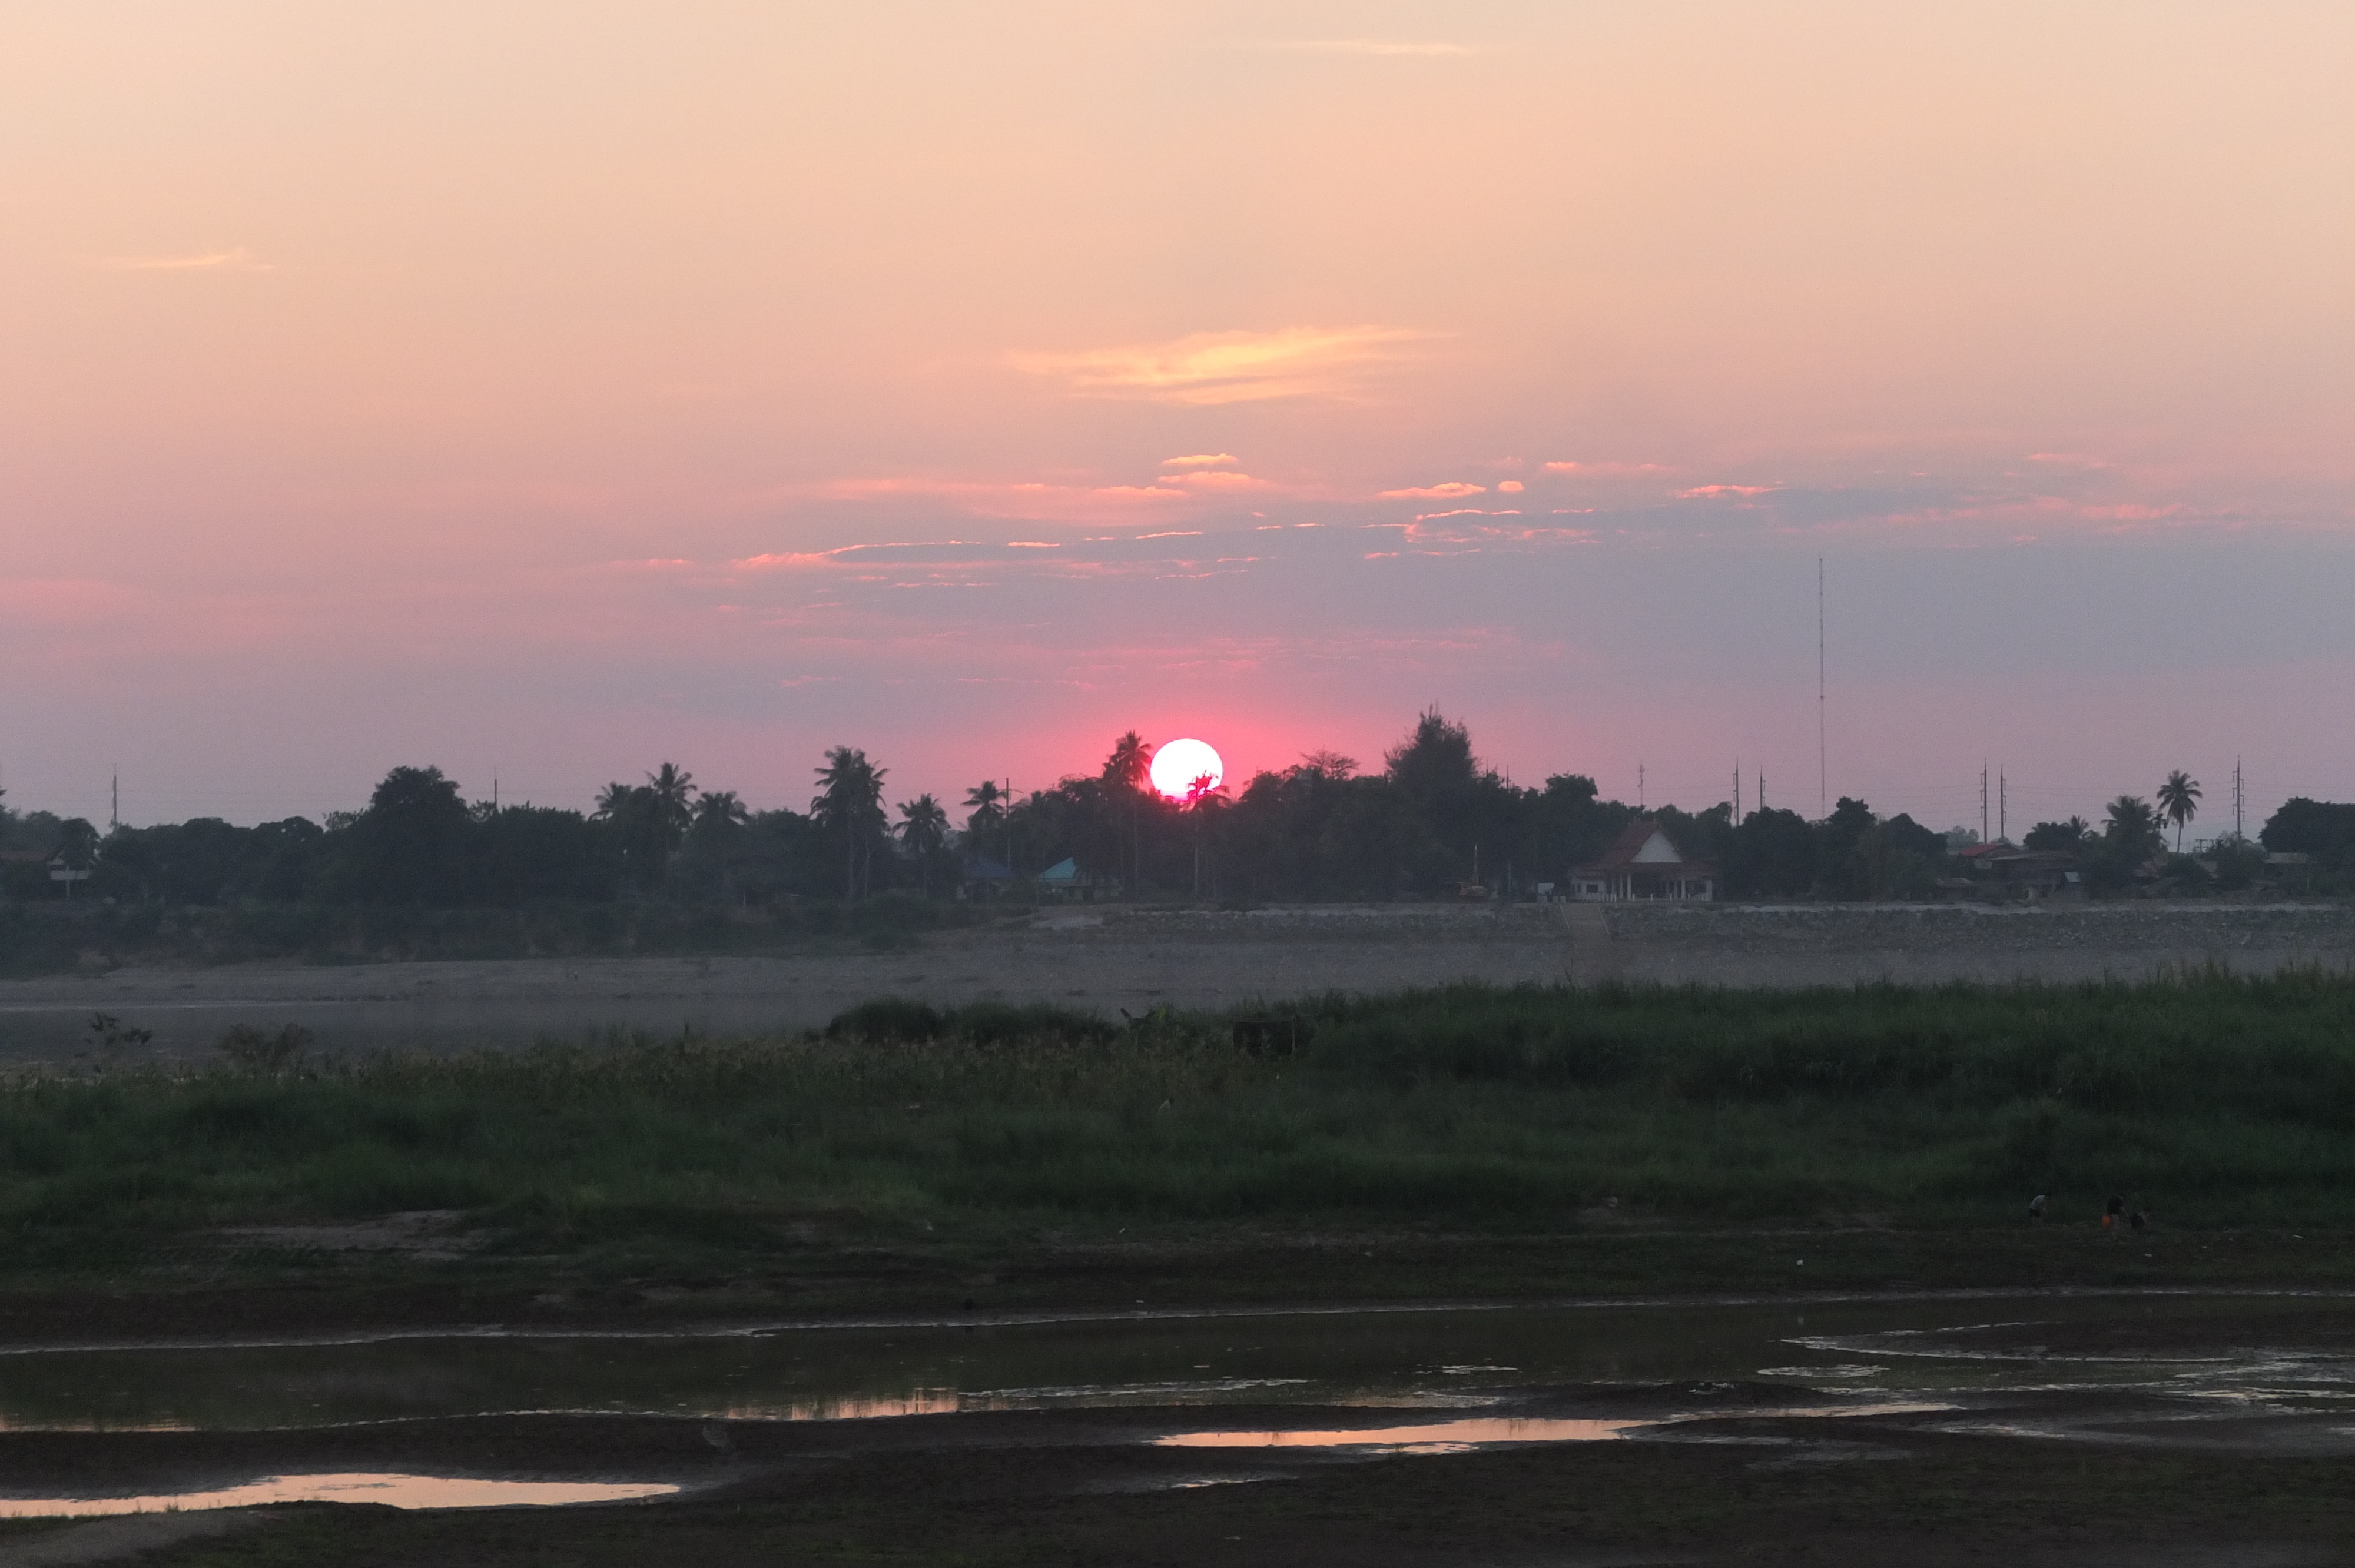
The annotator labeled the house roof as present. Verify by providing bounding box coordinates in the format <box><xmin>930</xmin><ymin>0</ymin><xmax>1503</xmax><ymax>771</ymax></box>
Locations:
<box><xmin>1576</xmin><ymin>819</ymin><xmax>1715</xmax><ymax>876</ymax></box>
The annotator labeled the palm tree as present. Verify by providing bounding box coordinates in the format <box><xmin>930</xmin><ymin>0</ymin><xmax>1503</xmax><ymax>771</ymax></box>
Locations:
<box><xmin>689</xmin><ymin>789</ymin><xmax>748</xmax><ymax>838</ymax></box>
<box><xmin>2157</xmin><ymin>770</ymin><xmax>2201</xmax><ymax>853</ymax></box>
<box><xmin>963</xmin><ymin>780</ymin><xmax>1006</xmax><ymax>862</ymax></box>
<box><xmin>1101</xmin><ymin>732</ymin><xmax>1153</xmax><ymax>896</ymax></box>
<box><xmin>898</xmin><ymin>794</ymin><xmax>950</xmax><ymax>896</ymax></box>
<box><xmin>645</xmin><ymin>763</ymin><xmax>697</xmax><ymax>852</ymax></box>
<box><xmin>813</xmin><ymin>747</ymin><xmax>888</xmax><ymax>899</ymax></box>
<box><xmin>1102</xmin><ymin>732</ymin><xmax>1152</xmax><ymax>791</ymax></box>
<box><xmin>2104</xmin><ymin>795</ymin><xmax>2164</xmax><ymax>860</ymax></box>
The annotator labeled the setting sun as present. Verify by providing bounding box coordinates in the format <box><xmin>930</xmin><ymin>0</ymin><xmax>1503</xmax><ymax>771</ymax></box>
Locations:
<box><xmin>1148</xmin><ymin>738</ymin><xmax>1223</xmax><ymax>803</ymax></box>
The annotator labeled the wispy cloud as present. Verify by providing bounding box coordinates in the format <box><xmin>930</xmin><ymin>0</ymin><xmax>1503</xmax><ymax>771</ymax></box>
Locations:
<box><xmin>1242</xmin><ymin>39</ymin><xmax>1476</xmax><ymax>56</ymax></box>
<box><xmin>1677</xmin><ymin>484</ymin><xmax>1777</xmax><ymax>500</ymax></box>
<box><xmin>1162</xmin><ymin>453</ymin><xmax>1239</xmax><ymax>469</ymax></box>
<box><xmin>1011</xmin><ymin>325</ymin><xmax>1431</xmax><ymax>405</ymax></box>
<box><xmin>1543</xmin><ymin>460</ymin><xmax>1671</xmax><ymax>476</ymax></box>
<box><xmin>97</xmin><ymin>247</ymin><xmax>271</xmax><ymax>273</ymax></box>
<box><xmin>1379</xmin><ymin>481</ymin><xmax>1485</xmax><ymax>500</ymax></box>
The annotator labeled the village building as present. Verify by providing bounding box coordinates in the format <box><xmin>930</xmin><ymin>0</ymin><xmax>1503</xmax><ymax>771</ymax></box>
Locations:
<box><xmin>1569</xmin><ymin>819</ymin><xmax>1716</xmax><ymax>902</ymax></box>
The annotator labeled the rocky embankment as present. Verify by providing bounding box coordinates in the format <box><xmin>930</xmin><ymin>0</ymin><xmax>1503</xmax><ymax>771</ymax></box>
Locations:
<box><xmin>1591</xmin><ymin>902</ymin><xmax>2355</xmax><ymax>985</ymax></box>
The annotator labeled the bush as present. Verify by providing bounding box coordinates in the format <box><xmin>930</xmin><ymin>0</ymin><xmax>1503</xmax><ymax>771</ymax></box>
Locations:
<box><xmin>217</xmin><ymin>1023</ymin><xmax>313</xmax><ymax>1073</ymax></box>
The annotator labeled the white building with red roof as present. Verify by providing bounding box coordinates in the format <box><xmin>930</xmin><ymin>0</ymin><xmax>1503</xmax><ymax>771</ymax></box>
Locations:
<box><xmin>1570</xmin><ymin>819</ymin><xmax>1717</xmax><ymax>902</ymax></box>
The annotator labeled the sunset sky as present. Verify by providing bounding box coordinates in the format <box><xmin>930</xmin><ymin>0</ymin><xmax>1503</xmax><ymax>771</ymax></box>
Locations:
<box><xmin>5</xmin><ymin>2</ymin><xmax>2350</xmax><ymax>838</ymax></box>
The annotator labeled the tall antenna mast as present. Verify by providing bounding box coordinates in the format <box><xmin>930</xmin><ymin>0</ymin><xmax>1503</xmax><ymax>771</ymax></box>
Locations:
<box><xmin>111</xmin><ymin>769</ymin><xmax>118</xmax><ymax>832</ymax></box>
<box><xmin>2233</xmin><ymin>757</ymin><xmax>2244</xmax><ymax>839</ymax></box>
<box><xmin>1981</xmin><ymin>762</ymin><xmax>1989</xmax><ymax>845</ymax></box>
<box><xmin>1638</xmin><ymin>762</ymin><xmax>1646</xmax><ymax>811</ymax></box>
<box><xmin>1733</xmin><ymin>759</ymin><xmax>1741</xmax><ymax>820</ymax></box>
<box><xmin>1816</xmin><ymin>557</ymin><xmax>1827</xmax><ymax>818</ymax></box>
<box><xmin>1999</xmin><ymin>768</ymin><xmax>2007</xmax><ymax>844</ymax></box>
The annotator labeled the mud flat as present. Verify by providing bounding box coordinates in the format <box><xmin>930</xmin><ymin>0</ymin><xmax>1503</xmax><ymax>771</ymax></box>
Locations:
<box><xmin>4</xmin><ymin>1292</ymin><xmax>2354</xmax><ymax>1566</ymax></box>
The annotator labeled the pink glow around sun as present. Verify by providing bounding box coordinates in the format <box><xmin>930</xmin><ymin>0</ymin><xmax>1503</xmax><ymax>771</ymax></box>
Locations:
<box><xmin>1148</xmin><ymin>738</ymin><xmax>1223</xmax><ymax>803</ymax></box>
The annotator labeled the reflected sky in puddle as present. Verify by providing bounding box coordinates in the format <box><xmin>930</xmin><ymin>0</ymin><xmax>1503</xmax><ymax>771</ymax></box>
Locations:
<box><xmin>0</xmin><ymin>1292</ymin><xmax>2346</xmax><ymax>1437</ymax></box>
<box><xmin>1160</xmin><ymin>1416</ymin><xmax>1642</xmax><ymax>1453</ymax></box>
<box><xmin>1159</xmin><ymin>1403</ymin><xmax>1955</xmax><ymax>1456</ymax></box>
<box><xmin>0</xmin><ymin>1473</ymin><xmax>677</xmax><ymax>1518</ymax></box>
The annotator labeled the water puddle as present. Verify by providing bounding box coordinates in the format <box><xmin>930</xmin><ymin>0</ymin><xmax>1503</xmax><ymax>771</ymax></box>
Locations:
<box><xmin>1159</xmin><ymin>1417</ymin><xmax>1643</xmax><ymax>1453</ymax></box>
<box><xmin>0</xmin><ymin>1292</ymin><xmax>2346</xmax><ymax>1467</ymax></box>
<box><xmin>0</xmin><ymin>1473</ymin><xmax>678</xmax><ymax>1518</ymax></box>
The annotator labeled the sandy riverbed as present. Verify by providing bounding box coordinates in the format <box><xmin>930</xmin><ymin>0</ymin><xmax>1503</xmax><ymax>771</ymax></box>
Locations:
<box><xmin>2</xmin><ymin>902</ymin><xmax>2347</xmax><ymax>1065</ymax></box>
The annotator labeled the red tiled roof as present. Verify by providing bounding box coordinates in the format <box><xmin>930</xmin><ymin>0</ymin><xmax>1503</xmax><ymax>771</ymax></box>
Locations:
<box><xmin>1575</xmin><ymin>818</ymin><xmax>1715</xmax><ymax>875</ymax></box>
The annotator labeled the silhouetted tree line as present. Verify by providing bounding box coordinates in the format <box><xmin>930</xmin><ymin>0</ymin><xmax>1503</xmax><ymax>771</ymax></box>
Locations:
<box><xmin>0</xmin><ymin>713</ymin><xmax>2339</xmax><ymax>908</ymax></box>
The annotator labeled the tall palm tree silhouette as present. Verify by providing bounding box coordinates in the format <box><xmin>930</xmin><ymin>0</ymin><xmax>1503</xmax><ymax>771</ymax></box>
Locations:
<box><xmin>813</xmin><ymin>748</ymin><xmax>888</xmax><ymax>899</ymax></box>
<box><xmin>1102</xmin><ymin>732</ymin><xmax>1153</xmax><ymax>896</ymax></box>
<box><xmin>963</xmin><ymin>780</ymin><xmax>1006</xmax><ymax>864</ymax></box>
<box><xmin>2157</xmin><ymin>770</ymin><xmax>2201</xmax><ymax>853</ymax></box>
<box><xmin>645</xmin><ymin>763</ymin><xmax>697</xmax><ymax>853</ymax></box>
<box><xmin>898</xmin><ymin>794</ymin><xmax>950</xmax><ymax>896</ymax></box>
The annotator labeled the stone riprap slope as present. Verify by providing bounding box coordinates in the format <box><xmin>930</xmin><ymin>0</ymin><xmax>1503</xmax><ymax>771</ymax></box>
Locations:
<box><xmin>1594</xmin><ymin>902</ymin><xmax>2355</xmax><ymax>986</ymax></box>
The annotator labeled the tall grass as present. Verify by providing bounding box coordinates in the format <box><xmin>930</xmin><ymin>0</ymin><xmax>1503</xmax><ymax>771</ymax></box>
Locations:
<box><xmin>4</xmin><ymin>975</ymin><xmax>2353</xmax><ymax>1261</ymax></box>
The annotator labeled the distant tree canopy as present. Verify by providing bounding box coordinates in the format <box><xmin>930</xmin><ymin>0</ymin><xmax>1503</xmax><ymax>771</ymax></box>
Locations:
<box><xmin>2264</xmin><ymin>798</ymin><xmax>2355</xmax><ymax>873</ymax></box>
<box><xmin>1</xmin><ymin>719</ymin><xmax>2334</xmax><ymax>908</ymax></box>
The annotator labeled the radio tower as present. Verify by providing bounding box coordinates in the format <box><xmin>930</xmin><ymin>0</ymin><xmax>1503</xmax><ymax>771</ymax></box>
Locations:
<box><xmin>2233</xmin><ymin>757</ymin><xmax>2244</xmax><ymax>839</ymax></box>
<box><xmin>1817</xmin><ymin>557</ymin><xmax>1827</xmax><ymax>818</ymax></box>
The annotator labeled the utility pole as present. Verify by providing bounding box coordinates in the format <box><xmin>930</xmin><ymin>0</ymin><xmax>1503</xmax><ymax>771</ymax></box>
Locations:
<box><xmin>1733</xmin><ymin>760</ymin><xmax>1742</xmax><ymax>820</ymax></box>
<box><xmin>2233</xmin><ymin>758</ymin><xmax>2244</xmax><ymax>839</ymax></box>
<box><xmin>110</xmin><ymin>770</ymin><xmax>118</xmax><ymax>832</ymax></box>
<box><xmin>1638</xmin><ymin>762</ymin><xmax>1646</xmax><ymax>812</ymax></box>
<box><xmin>1759</xmin><ymin>770</ymin><xmax>1765</xmax><ymax>812</ymax></box>
<box><xmin>1999</xmin><ymin>769</ymin><xmax>2007</xmax><ymax>845</ymax></box>
<box><xmin>1981</xmin><ymin>763</ymin><xmax>1989</xmax><ymax>845</ymax></box>
<box><xmin>1817</xmin><ymin>556</ymin><xmax>1827</xmax><ymax>818</ymax></box>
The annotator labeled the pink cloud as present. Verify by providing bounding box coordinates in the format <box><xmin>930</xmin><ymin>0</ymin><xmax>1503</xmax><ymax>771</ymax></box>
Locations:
<box><xmin>1496</xmin><ymin>480</ymin><xmax>1524</xmax><ymax>493</ymax></box>
<box><xmin>1159</xmin><ymin>469</ymin><xmax>1276</xmax><ymax>492</ymax></box>
<box><xmin>1161</xmin><ymin>453</ymin><xmax>1239</xmax><ymax>469</ymax></box>
<box><xmin>1676</xmin><ymin>484</ymin><xmax>1777</xmax><ymax>500</ymax></box>
<box><xmin>1379</xmin><ymin>481</ymin><xmax>1485</xmax><ymax>500</ymax></box>
<box><xmin>1543</xmin><ymin>460</ymin><xmax>1671</xmax><ymax>476</ymax></box>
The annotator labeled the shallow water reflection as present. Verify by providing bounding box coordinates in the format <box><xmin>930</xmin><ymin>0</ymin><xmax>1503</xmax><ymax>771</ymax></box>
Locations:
<box><xmin>0</xmin><ymin>1293</ymin><xmax>2345</xmax><ymax>1437</ymax></box>
<box><xmin>0</xmin><ymin>1473</ymin><xmax>678</xmax><ymax>1518</ymax></box>
<box><xmin>1159</xmin><ymin>1416</ymin><xmax>1641</xmax><ymax>1453</ymax></box>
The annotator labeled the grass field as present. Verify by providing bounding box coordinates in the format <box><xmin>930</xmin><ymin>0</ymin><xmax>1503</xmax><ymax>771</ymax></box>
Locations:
<box><xmin>5</xmin><ymin>972</ymin><xmax>2354</xmax><ymax>1288</ymax></box>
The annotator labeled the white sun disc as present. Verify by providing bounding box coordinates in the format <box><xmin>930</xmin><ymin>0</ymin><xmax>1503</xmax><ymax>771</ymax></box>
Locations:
<box><xmin>1149</xmin><ymin>738</ymin><xmax>1224</xmax><ymax>802</ymax></box>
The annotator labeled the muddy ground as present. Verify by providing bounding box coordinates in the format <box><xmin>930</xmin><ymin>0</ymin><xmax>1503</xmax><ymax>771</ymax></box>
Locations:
<box><xmin>3</xmin><ymin>1388</ymin><xmax>2353</xmax><ymax>1566</ymax></box>
<box><xmin>2</xmin><ymin>902</ymin><xmax>2349</xmax><ymax>1064</ymax></box>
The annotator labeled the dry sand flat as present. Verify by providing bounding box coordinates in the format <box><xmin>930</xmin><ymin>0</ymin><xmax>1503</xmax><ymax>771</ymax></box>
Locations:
<box><xmin>0</xmin><ymin>902</ymin><xmax>2349</xmax><ymax>1064</ymax></box>
<box><xmin>0</xmin><ymin>906</ymin><xmax>1573</xmax><ymax>1062</ymax></box>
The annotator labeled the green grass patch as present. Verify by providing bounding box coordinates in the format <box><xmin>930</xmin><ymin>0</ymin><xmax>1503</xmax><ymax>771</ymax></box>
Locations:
<box><xmin>3</xmin><ymin>974</ymin><xmax>2353</xmax><ymax>1273</ymax></box>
